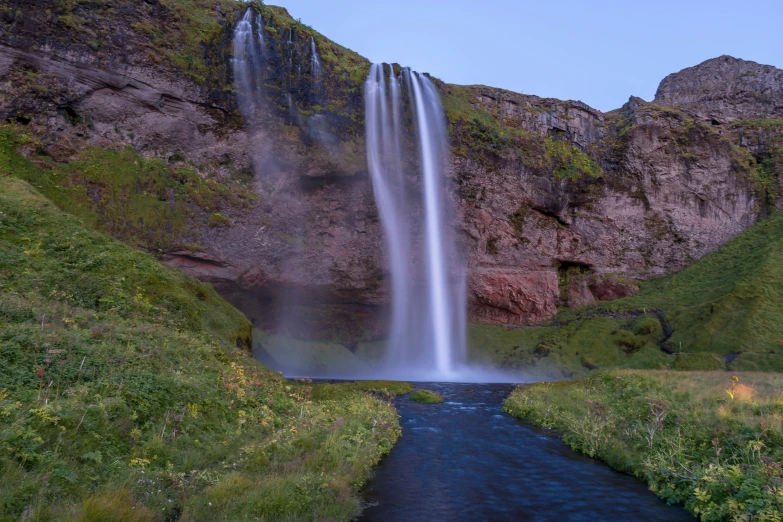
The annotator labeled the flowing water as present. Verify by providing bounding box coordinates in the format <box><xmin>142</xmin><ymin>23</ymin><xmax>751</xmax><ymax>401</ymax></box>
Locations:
<box><xmin>310</xmin><ymin>36</ymin><xmax>322</xmax><ymax>82</ymax></box>
<box><xmin>360</xmin><ymin>383</ymin><xmax>695</xmax><ymax>522</ymax></box>
<box><xmin>364</xmin><ymin>64</ymin><xmax>467</xmax><ymax>380</ymax></box>
<box><xmin>232</xmin><ymin>8</ymin><xmax>266</xmax><ymax>123</ymax></box>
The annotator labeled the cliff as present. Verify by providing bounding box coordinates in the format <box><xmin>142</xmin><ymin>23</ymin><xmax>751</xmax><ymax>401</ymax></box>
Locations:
<box><xmin>1</xmin><ymin>0</ymin><xmax>781</xmax><ymax>344</ymax></box>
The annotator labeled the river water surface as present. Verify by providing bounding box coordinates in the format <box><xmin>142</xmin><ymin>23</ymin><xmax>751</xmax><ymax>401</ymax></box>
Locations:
<box><xmin>359</xmin><ymin>383</ymin><xmax>694</xmax><ymax>522</ymax></box>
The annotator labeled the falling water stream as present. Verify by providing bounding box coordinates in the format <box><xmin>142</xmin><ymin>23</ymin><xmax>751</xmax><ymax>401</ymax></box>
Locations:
<box><xmin>310</xmin><ymin>36</ymin><xmax>322</xmax><ymax>82</ymax></box>
<box><xmin>232</xmin><ymin>8</ymin><xmax>266</xmax><ymax>123</ymax></box>
<box><xmin>365</xmin><ymin>64</ymin><xmax>466</xmax><ymax>380</ymax></box>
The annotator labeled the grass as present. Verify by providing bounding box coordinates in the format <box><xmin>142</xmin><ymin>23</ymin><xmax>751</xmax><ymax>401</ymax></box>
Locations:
<box><xmin>470</xmin><ymin>209</ymin><xmax>783</xmax><ymax>377</ymax></box>
<box><xmin>0</xmin><ymin>127</ymin><xmax>254</xmax><ymax>252</ymax></box>
<box><xmin>409</xmin><ymin>390</ymin><xmax>444</xmax><ymax>404</ymax></box>
<box><xmin>311</xmin><ymin>381</ymin><xmax>414</xmax><ymax>402</ymax></box>
<box><xmin>0</xmin><ymin>175</ymin><xmax>400</xmax><ymax>521</ymax></box>
<box><xmin>505</xmin><ymin>370</ymin><xmax>783</xmax><ymax>521</ymax></box>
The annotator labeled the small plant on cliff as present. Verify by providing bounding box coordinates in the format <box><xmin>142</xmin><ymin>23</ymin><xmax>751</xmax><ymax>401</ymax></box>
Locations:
<box><xmin>208</xmin><ymin>212</ymin><xmax>231</xmax><ymax>227</ymax></box>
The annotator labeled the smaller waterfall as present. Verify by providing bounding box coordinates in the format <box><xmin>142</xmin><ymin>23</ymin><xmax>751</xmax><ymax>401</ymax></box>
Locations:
<box><xmin>232</xmin><ymin>9</ymin><xmax>266</xmax><ymax>122</ymax></box>
<box><xmin>310</xmin><ymin>36</ymin><xmax>322</xmax><ymax>82</ymax></box>
<box><xmin>256</xmin><ymin>14</ymin><xmax>267</xmax><ymax>57</ymax></box>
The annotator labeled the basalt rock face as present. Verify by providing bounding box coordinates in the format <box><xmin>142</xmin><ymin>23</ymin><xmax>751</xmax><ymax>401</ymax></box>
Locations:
<box><xmin>1</xmin><ymin>2</ymin><xmax>780</xmax><ymax>341</ymax></box>
<box><xmin>451</xmin><ymin>91</ymin><xmax>760</xmax><ymax>323</ymax></box>
<box><xmin>654</xmin><ymin>55</ymin><xmax>783</xmax><ymax>123</ymax></box>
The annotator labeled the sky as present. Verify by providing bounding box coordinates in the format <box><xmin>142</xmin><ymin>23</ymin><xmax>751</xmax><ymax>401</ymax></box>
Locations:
<box><xmin>272</xmin><ymin>0</ymin><xmax>783</xmax><ymax>112</ymax></box>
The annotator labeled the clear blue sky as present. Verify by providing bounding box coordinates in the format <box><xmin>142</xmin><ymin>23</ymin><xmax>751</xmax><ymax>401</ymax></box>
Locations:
<box><xmin>273</xmin><ymin>0</ymin><xmax>783</xmax><ymax>112</ymax></box>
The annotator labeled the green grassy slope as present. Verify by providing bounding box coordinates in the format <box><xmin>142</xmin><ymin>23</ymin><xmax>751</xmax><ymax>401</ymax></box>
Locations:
<box><xmin>470</xmin><ymin>211</ymin><xmax>783</xmax><ymax>377</ymax></box>
<box><xmin>0</xmin><ymin>174</ymin><xmax>400</xmax><ymax>521</ymax></box>
<box><xmin>505</xmin><ymin>371</ymin><xmax>783</xmax><ymax>521</ymax></box>
<box><xmin>0</xmin><ymin>128</ymin><xmax>255</xmax><ymax>253</ymax></box>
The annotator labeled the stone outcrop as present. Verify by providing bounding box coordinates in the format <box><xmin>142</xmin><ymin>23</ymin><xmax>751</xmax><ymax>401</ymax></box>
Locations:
<box><xmin>1</xmin><ymin>2</ymin><xmax>780</xmax><ymax>341</ymax></box>
<box><xmin>654</xmin><ymin>55</ymin><xmax>783</xmax><ymax>123</ymax></box>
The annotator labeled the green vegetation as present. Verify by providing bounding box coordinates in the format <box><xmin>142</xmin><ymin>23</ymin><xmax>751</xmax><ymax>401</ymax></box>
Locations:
<box><xmin>671</xmin><ymin>352</ymin><xmax>725</xmax><ymax>371</ymax></box>
<box><xmin>0</xmin><ymin>176</ymin><xmax>400</xmax><ymax>521</ymax></box>
<box><xmin>730</xmin><ymin>119</ymin><xmax>783</xmax><ymax>205</ymax></box>
<box><xmin>409</xmin><ymin>390</ymin><xmax>444</xmax><ymax>404</ymax></box>
<box><xmin>311</xmin><ymin>381</ymin><xmax>414</xmax><ymax>402</ymax></box>
<box><xmin>545</xmin><ymin>137</ymin><xmax>602</xmax><ymax>181</ymax></box>
<box><xmin>505</xmin><ymin>371</ymin><xmax>783</xmax><ymax>521</ymax></box>
<box><xmin>0</xmin><ymin>127</ymin><xmax>254</xmax><ymax>252</ymax></box>
<box><xmin>207</xmin><ymin>212</ymin><xmax>231</xmax><ymax>228</ymax></box>
<box><xmin>442</xmin><ymin>85</ymin><xmax>602</xmax><ymax>181</ymax></box>
<box><xmin>470</xmin><ymin>210</ymin><xmax>783</xmax><ymax>377</ymax></box>
<box><xmin>469</xmin><ymin>317</ymin><xmax>673</xmax><ymax>380</ymax></box>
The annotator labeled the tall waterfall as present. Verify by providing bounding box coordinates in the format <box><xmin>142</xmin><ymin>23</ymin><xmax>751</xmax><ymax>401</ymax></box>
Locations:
<box><xmin>365</xmin><ymin>64</ymin><xmax>467</xmax><ymax>378</ymax></box>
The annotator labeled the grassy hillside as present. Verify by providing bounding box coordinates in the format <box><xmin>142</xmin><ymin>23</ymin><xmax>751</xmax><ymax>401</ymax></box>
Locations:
<box><xmin>505</xmin><ymin>371</ymin><xmax>783</xmax><ymax>521</ymax></box>
<box><xmin>470</xmin><ymin>210</ymin><xmax>783</xmax><ymax>378</ymax></box>
<box><xmin>0</xmin><ymin>174</ymin><xmax>400</xmax><ymax>521</ymax></box>
<box><xmin>0</xmin><ymin>127</ymin><xmax>255</xmax><ymax>253</ymax></box>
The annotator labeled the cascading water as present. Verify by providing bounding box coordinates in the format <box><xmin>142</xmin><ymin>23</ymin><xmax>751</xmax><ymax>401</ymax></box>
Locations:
<box><xmin>232</xmin><ymin>8</ymin><xmax>266</xmax><ymax>122</ymax></box>
<box><xmin>309</xmin><ymin>36</ymin><xmax>322</xmax><ymax>82</ymax></box>
<box><xmin>365</xmin><ymin>64</ymin><xmax>467</xmax><ymax>378</ymax></box>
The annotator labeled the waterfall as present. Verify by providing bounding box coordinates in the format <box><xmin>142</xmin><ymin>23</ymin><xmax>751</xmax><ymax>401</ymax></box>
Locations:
<box><xmin>232</xmin><ymin>8</ymin><xmax>266</xmax><ymax>122</ymax></box>
<box><xmin>310</xmin><ymin>36</ymin><xmax>322</xmax><ymax>82</ymax></box>
<box><xmin>365</xmin><ymin>64</ymin><xmax>466</xmax><ymax>378</ymax></box>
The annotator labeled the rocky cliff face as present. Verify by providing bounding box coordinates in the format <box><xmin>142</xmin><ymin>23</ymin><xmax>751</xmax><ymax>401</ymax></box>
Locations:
<box><xmin>655</xmin><ymin>55</ymin><xmax>783</xmax><ymax>123</ymax></box>
<box><xmin>1</xmin><ymin>1</ymin><xmax>780</xmax><ymax>343</ymax></box>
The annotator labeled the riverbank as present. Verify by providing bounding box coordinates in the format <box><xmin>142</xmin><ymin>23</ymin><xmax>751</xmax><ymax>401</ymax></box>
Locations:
<box><xmin>505</xmin><ymin>370</ymin><xmax>783</xmax><ymax>521</ymax></box>
<box><xmin>0</xmin><ymin>175</ymin><xmax>400</xmax><ymax>521</ymax></box>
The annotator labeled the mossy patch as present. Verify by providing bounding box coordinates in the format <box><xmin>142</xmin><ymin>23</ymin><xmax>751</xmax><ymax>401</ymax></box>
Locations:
<box><xmin>354</xmin><ymin>380</ymin><xmax>414</xmax><ymax>396</ymax></box>
<box><xmin>728</xmin><ymin>351</ymin><xmax>783</xmax><ymax>372</ymax></box>
<box><xmin>409</xmin><ymin>389</ymin><xmax>444</xmax><ymax>404</ymax></box>
<box><xmin>671</xmin><ymin>352</ymin><xmax>725</xmax><ymax>371</ymax></box>
<box><xmin>208</xmin><ymin>212</ymin><xmax>231</xmax><ymax>227</ymax></box>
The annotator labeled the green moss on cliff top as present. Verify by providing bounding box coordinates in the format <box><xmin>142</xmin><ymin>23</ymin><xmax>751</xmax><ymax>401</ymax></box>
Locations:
<box><xmin>442</xmin><ymin>84</ymin><xmax>602</xmax><ymax>180</ymax></box>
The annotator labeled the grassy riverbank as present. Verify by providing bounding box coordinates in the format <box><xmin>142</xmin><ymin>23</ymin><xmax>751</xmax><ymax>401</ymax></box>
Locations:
<box><xmin>505</xmin><ymin>370</ymin><xmax>783</xmax><ymax>521</ymax></box>
<box><xmin>470</xmin><ymin>209</ymin><xmax>783</xmax><ymax>379</ymax></box>
<box><xmin>0</xmin><ymin>175</ymin><xmax>401</xmax><ymax>521</ymax></box>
